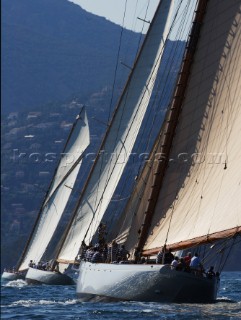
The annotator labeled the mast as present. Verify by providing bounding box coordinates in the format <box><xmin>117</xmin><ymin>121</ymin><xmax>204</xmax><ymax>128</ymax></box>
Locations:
<box><xmin>136</xmin><ymin>0</ymin><xmax>209</xmax><ymax>257</ymax></box>
<box><xmin>17</xmin><ymin>107</ymin><xmax>89</xmax><ymax>270</ymax></box>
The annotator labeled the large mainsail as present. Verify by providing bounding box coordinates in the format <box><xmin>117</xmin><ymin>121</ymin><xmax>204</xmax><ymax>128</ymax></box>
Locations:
<box><xmin>120</xmin><ymin>0</ymin><xmax>241</xmax><ymax>255</ymax></box>
<box><xmin>57</xmin><ymin>0</ymin><xmax>175</xmax><ymax>263</ymax></box>
<box><xmin>18</xmin><ymin>107</ymin><xmax>90</xmax><ymax>271</ymax></box>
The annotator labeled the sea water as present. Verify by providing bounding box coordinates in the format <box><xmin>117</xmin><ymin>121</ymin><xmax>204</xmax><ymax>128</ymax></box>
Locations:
<box><xmin>1</xmin><ymin>272</ymin><xmax>241</xmax><ymax>319</ymax></box>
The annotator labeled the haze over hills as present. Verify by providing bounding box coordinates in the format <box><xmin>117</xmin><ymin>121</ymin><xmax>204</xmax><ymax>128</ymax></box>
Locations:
<box><xmin>2</xmin><ymin>0</ymin><xmax>140</xmax><ymax>114</ymax></box>
<box><xmin>1</xmin><ymin>0</ymin><xmax>154</xmax><ymax>269</ymax></box>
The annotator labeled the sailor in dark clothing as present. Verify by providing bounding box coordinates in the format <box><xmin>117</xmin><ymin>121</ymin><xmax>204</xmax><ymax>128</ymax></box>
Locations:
<box><xmin>79</xmin><ymin>240</ymin><xmax>87</xmax><ymax>260</ymax></box>
<box><xmin>91</xmin><ymin>247</ymin><xmax>103</xmax><ymax>263</ymax></box>
<box><xmin>156</xmin><ymin>248</ymin><xmax>164</xmax><ymax>264</ymax></box>
<box><xmin>207</xmin><ymin>266</ymin><xmax>215</xmax><ymax>278</ymax></box>
<box><xmin>28</xmin><ymin>260</ymin><xmax>34</xmax><ymax>268</ymax></box>
<box><xmin>118</xmin><ymin>245</ymin><xmax>130</xmax><ymax>262</ymax></box>
<box><xmin>98</xmin><ymin>223</ymin><xmax>107</xmax><ymax>247</ymax></box>
<box><xmin>164</xmin><ymin>249</ymin><xmax>174</xmax><ymax>264</ymax></box>
<box><xmin>102</xmin><ymin>244</ymin><xmax>108</xmax><ymax>262</ymax></box>
<box><xmin>86</xmin><ymin>247</ymin><xmax>94</xmax><ymax>261</ymax></box>
<box><xmin>176</xmin><ymin>258</ymin><xmax>186</xmax><ymax>271</ymax></box>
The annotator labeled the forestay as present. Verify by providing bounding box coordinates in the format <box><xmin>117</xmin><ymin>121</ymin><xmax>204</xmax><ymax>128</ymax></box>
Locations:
<box><xmin>18</xmin><ymin>108</ymin><xmax>90</xmax><ymax>271</ymax></box>
<box><xmin>57</xmin><ymin>0</ymin><xmax>175</xmax><ymax>263</ymax></box>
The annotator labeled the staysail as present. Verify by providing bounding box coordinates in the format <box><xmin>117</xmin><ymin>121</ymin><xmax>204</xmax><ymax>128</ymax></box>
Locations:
<box><xmin>57</xmin><ymin>0</ymin><xmax>175</xmax><ymax>263</ymax></box>
<box><xmin>120</xmin><ymin>0</ymin><xmax>241</xmax><ymax>256</ymax></box>
<box><xmin>18</xmin><ymin>107</ymin><xmax>90</xmax><ymax>271</ymax></box>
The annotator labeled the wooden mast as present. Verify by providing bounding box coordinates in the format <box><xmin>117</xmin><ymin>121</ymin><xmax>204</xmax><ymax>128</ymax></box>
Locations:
<box><xmin>135</xmin><ymin>0</ymin><xmax>209</xmax><ymax>258</ymax></box>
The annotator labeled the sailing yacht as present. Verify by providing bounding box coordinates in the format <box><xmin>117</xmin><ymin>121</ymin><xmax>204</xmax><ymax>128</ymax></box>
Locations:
<box><xmin>71</xmin><ymin>0</ymin><xmax>240</xmax><ymax>302</ymax></box>
<box><xmin>1</xmin><ymin>269</ymin><xmax>25</xmax><ymax>281</ymax></box>
<box><xmin>2</xmin><ymin>107</ymin><xmax>90</xmax><ymax>285</ymax></box>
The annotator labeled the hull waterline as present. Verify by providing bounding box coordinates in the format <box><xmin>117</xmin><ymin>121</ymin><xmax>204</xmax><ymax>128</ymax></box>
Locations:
<box><xmin>25</xmin><ymin>267</ymin><xmax>75</xmax><ymax>285</ymax></box>
<box><xmin>1</xmin><ymin>271</ymin><xmax>25</xmax><ymax>281</ymax></box>
<box><xmin>77</xmin><ymin>262</ymin><xmax>219</xmax><ymax>303</ymax></box>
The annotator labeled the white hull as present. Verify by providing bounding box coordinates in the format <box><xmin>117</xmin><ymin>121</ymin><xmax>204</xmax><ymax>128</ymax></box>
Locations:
<box><xmin>26</xmin><ymin>267</ymin><xmax>74</xmax><ymax>285</ymax></box>
<box><xmin>1</xmin><ymin>271</ymin><xmax>25</xmax><ymax>281</ymax></box>
<box><xmin>77</xmin><ymin>262</ymin><xmax>219</xmax><ymax>303</ymax></box>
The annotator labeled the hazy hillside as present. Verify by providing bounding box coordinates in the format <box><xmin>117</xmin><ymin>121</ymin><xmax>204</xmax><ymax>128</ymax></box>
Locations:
<box><xmin>2</xmin><ymin>0</ymin><xmax>140</xmax><ymax>113</ymax></box>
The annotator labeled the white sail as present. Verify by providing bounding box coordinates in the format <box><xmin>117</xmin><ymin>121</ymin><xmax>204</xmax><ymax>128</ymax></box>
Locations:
<box><xmin>18</xmin><ymin>108</ymin><xmax>90</xmax><ymax>271</ymax></box>
<box><xmin>121</xmin><ymin>0</ymin><xmax>241</xmax><ymax>254</ymax></box>
<box><xmin>57</xmin><ymin>0</ymin><xmax>175</xmax><ymax>263</ymax></box>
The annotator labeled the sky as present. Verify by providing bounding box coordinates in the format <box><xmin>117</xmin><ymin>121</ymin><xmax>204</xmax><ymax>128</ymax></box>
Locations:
<box><xmin>68</xmin><ymin>0</ymin><xmax>194</xmax><ymax>38</ymax></box>
<box><xmin>68</xmin><ymin>0</ymin><xmax>161</xmax><ymax>33</ymax></box>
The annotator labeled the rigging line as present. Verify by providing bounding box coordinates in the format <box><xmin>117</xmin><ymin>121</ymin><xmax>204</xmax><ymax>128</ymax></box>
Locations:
<box><xmin>110</xmin><ymin>196</ymin><xmax>130</xmax><ymax>202</ymax></box>
<box><xmin>219</xmin><ymin>239</ymin><xmax>234</xmax><ymax>272</ymax></box>
<box><xmin>220</xmin><ymin>31</ymin><xmax>241</xmax><ymax>166</ymax></box>
<box><xmin>194</xmin><ymin>5</ymin><xmax>241</xmax><ymax>234</ymax></box>
<box><xmin>130</xmin><ymin>0</ymin><xmax>140</xmax><ymax>32</ymax></box>
<box><xmin>142</xmin><ymin>0</ymin><xmax>212</xmax><ymax>250</ymax></box>
<box><xmin>107</xmin><ymin>0</ymin><xmax>128</xmax><ymax>124</ymax></box>
<box><xmin>112</xmin><ymin>0</ymin><xmax>183</xmax><ymax>158</ymax></box>
<box><xmin>81</xmin><ymin>153</ymin><xmax>107</xmax><ymax>242</ymax></box>
<box><xmin>182</xmin><ymin>16</ymin><xmax>219</xmax><ymax>238</ymax></box>
<box><xmin>145</xmin><ymin>3</ymin><xmax>199</xmax><ymax>247</ymax></box>
<box><xmin>219</xmin><ymin>237</ymin><xmax>236</xmax><ymax>273</ymax></box>
<box><xmin>103</xmin><ymin>117</ymin><xmax>164</xmax><ymax>242</ymax></box>
<box><xmin>131</xmin><ymin>0</ymin><xmax>188</xmax><ymax>168</ymax></box>
<box><xmin>135</xmin><ymin>0</ymin><xmax>151</xmax><ymax>55</ymax></box>
<box><xmin>110</xmin><ymin>0</ymin><xmax>187</xmax><ymax>205</ymax></box>
<box><xmin>85</xmin><ymin>4</ymin><xmax>171</xmax><ymax>237</ymax></box>
<box><xmin>113</xmin><ymin>147</ymin><xmax>158</xmax><ymax>241</ymax></box>
<box><xmin>125</xmin><ymin>137</ymin><xmax>166</xmax><ymax>248</ymax></box>
<box><xmin>198</xmin><ymin>25</ymin><xmax>241</xmax><ymax>235</ymax></box>
<box><xmin>163</xmin><ymin>200</ymin><xmax>177</xmax><ymax>247</ymax></box>
<box><xmin>43</xmin><ymin>151</ymin><xmax>86</xmax><ymax>209</ymax></box>
<box><xmin>109</xmin><ymin>0</ymin><xmax>157</xmax><ymax>152</ymax></box>
<box><xmin>16</xmin><ymin>107</ymin><xmax>86</xmax><ymax>270</ymax></box>
<box><xmin>202</xmin><ymin>237</ymin><xmax>232</xmax><ymax>265</ymax></box>
<box><xmin>77</xmin><ymin>0</ymin><xmax>188</xmax><ymax>248</ymax></box>
<box><xmin>134</xmin><ymin>55</ymin><xmax>174</xmax><ymax>156</ymax></box>
<box><xmin>81</xmin><ymin>1</ymin><xmax>153</xmax><ymax>235</ymax></box>
<box><xmin>202</xmin><ymin>24</ymin><xmax>241</xmax><ymax>171</ymax></box>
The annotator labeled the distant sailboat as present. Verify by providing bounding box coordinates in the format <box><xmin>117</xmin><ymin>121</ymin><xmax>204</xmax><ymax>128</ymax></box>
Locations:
<box><xmin>1</xmin><ymin>269</ymin><xmax>25</xmax><ymax>281</ymax></box>
<box><xmin>2</xmin><ymin>107</ymin><xmax>90</xmax><ymax>285</ymax></box>
<box><xmin>68</xmin><ymin>0</ymin><xmax>240</xmax><ymax>302</ymax></box>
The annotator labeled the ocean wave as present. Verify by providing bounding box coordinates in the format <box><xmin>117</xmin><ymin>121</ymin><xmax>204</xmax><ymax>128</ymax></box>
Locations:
<box><xmin>8</xmin><ymin>299</ymin><xmax>79</xmax><ymax>307</ymax></box>
<box><xmin>216</xmin><ymin>296</ymin><xmax>237</xmax><ymax>303</ymax></box>
<box><xmin>3</xmin><ymin>280</ymin><xmax>27</xmax><ymax>287</ymax></box>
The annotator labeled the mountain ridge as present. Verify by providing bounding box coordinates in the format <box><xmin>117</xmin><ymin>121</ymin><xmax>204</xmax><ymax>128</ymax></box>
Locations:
<box><xmin>2</xmin><ymin>0</ymin><xmax>140</xmax><ymax>114</ymax></box>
